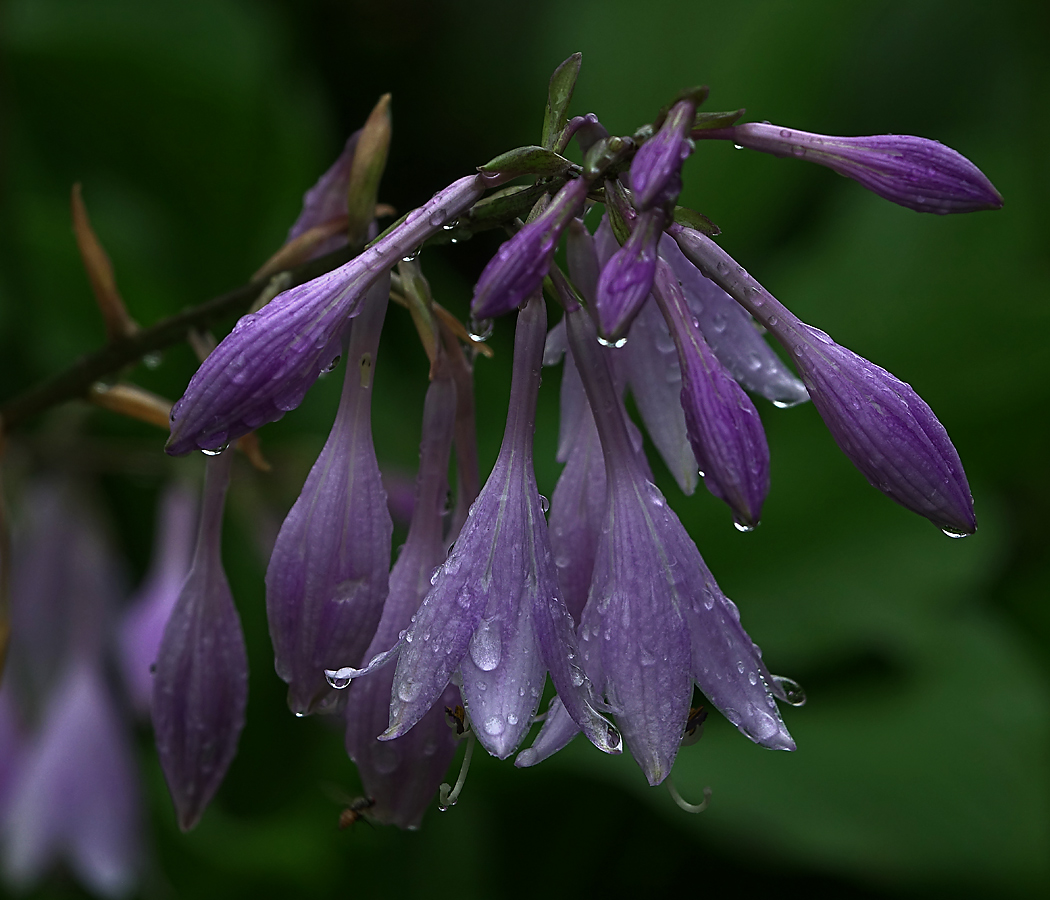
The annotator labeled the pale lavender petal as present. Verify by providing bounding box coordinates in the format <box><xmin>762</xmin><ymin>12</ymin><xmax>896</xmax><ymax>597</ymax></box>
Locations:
<box><xmin>707</xmin><ymin>123</ymin><xmax>1002</xmax><ymax>214</ymax></box>
<box><xmin>118</xmin><ymin>483</ymin><xmax>198</xmax><ymax>714</ymax></box>
<box><xmin>670</xmin><ymin>224</ymin><xmax>975</xmax><ymax>535</ymax></box>
<box><xmin>565</xmin><ymin>217</ymin><xmax>600</xmax><ymax>303</ymax></box>
<box><xmin>514</xmin><ymin>697</ymin><xmax>580</xmax><ymax>768</ymax></box>
<box><xmin>152</xmin><ymin>451</ymin><xmax>248</xmax><ymax>831</ymax></box>
<box><xmin>471</xmin><ymin>178</ymin><xmax>588</xmax><ymax>320</ymax></box>
<box><xmin>344</xmin><ymin>375</ymin><xmax>460</xmax><ymax>829</ymax></box>
<box><xmin>266</xmin><ymin>276</ymin><xmax>393</xmax><ymax>715</ymax></box>
<box><xmin>659</xmin><ymin>234</ymin><xmax>809</xmax><ymax>407</ymax></box>
<box><xmin>167</xmin><ymin>175</ymin><xmax>487</xmax><ymax>455</ymax></box>
<box><xmin>652</xmin><ymin>259</ymin><xmax>770</xmax><ymax>528</ymax></box>
<box><xmin>3</xmin><ymin>661</ymin><xmax>141</xmax><ymax>898</ymax></box>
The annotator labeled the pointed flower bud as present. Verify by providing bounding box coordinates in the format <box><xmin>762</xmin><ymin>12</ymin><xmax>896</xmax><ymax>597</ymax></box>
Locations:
<box><xmin>265</xmin><ymin>276</ymin><xmax>393</xmax><ymax>715</ymax></box>
<box><xmin>152</xmin><ymin>451</ymin><xmax>248</xmax><ymax>831</ymax></box>
<box><xmin>470</xmin><ymin>177</ymin><xmax>589</xmax><ymax>321</ymax></box>
<box><xmin>594</xmin><ymin>207</ymin><xmax>664</xmax><ymax>341</ymax></box>
<box><xmin>286</xmin><ymin>130</ymin><xmax>360</xmax><ymax>257</ymax></box>
<box><xmin>344</xmin><ymin>373</ymin><xmax>460</xmax><ymax>829</ymax></box>
<box><xmin>167</xmin><ymin>174</ymin><xmax>488</xmax><ymax>455</ymax></box>
<box><xmin>630</xmin><ymin>99</ymin><xmax>695</xmax><ymax>210</ymax></box>
<box><xmin>118</xmin><ymin>484</ymin><xmax>198</xmax><ymax>714</ymax></box>
<box><xmin>703</xmin><ymin>123</ymin><xmax>1002</xmax><ymax>214</ymax></box>
<box><xmin>384</xmin><ymin>295</ymin><xmax>621</xmax><ymax>761</ymax></box>
<box><xmin>652</xmin><ymin>258</ymin><xmax>770</xmax><ymax>529</ymax></box>
<box><xmin>2</xmin><ymin>660</ymin><xmax>141</xmax><ymax>897</ymax></box>
<box><xmin>670</xmin><ymin>224</ymin><xmax>975</xmax><ymax>535</ymax></box>
<box><xmin>557</xmin><ymin>305</ymin><xmax>795</xmax><ymax>785</ymax></box>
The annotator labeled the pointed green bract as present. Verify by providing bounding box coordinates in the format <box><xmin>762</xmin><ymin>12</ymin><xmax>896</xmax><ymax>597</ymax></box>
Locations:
<box><xmin>541</xmin><ymin>52</ymin><xmax>582</xmax><ymax>150</ymax></box>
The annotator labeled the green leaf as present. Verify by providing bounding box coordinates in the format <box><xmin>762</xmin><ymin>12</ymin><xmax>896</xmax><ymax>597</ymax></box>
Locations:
<box><xmin>541</xmin><ymin>52</ymin><xmax>583</xmax><ymax>149</ymax></box>
<box><xmin>479</xmin><ymin>145</ymin><xmax>577</xmax><ymax>180</ymax></box>
<box><xmin>693</xmin><ymin>108</ymin><xmax>747</xmax><ymax>130</ymax></box>
<box><xmin>672</xmin><ymin>205</ymin><xmax>720</xmax><ymax>235</ymax></box>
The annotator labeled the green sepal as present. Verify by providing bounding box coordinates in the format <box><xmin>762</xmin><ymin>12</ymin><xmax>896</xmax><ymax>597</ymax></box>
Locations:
<box><xmin>692</xmin><ymin>108</ymin><xmax>747</xmax><ymax>131</ymax></box>
<box><xmin>583</xmin><ymin>136</ymin><xmax>635</xmax><ymax>180</ymax></box>
<box><xmin>603</xmin><ymin>179</ymin><xmax>633</xmax><ymax>245</ymax></box>
<box><xmin>479</xmin><ymin>146</ymin><xmax>577</xmax><ymax>180</ymax></box>
<box><xmin>672</xmin><ymin>206</ymin><xmax>720</xmax><ymax>236</ymax></box>
<box><xmin>542</xmin><ymin>52</ymin><xmax>583</xmax><ymax>150</ymax></box>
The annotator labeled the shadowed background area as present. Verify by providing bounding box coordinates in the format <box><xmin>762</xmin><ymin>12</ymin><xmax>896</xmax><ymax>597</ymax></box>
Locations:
<box><xmin>1</xmin><ymin>0</ymin><xmax>1048</xmax><ymax>897</ymax></box>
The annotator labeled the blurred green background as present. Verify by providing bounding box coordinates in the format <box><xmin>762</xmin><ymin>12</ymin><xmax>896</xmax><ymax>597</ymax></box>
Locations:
<box><xmin>2</xmin><ymin>0</ymin><xmax>1048</xmax><ymax>897</ymax></box>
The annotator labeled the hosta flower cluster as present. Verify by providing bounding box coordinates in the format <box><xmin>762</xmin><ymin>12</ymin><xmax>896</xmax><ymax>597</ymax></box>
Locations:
<box><xmin>2</xmin><ymin>54</ymin><xmax>1000</xmax><ymax>874</ymax></box>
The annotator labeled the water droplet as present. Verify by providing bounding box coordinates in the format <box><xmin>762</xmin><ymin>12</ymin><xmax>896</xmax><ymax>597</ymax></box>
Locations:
<box><xmin>733</xmin><ymin>520</ymin><xmax>756</xmax><ymax>533</ymax></box>
<box><xmin>201</xmin><ymin>444</ymin><xmax>229</xmax><ymax>457</ymax></box>
<box><xmin>143</xmin><ymin>352</ymin><xmax>162</xmax><ymax>369</ymax></box>
<box><xmin>483</xmin><ymin>716</ymin><xmax>504</xmax><ymax>736</ymax></box>
<box><xmin>736</xmin><ymin>661</ymin><xmax>746</xmax><ymax>675</ymax></box>
<box><xmin>468</xmin><ymin>618</ymin><xmax>501</xmax><ymax>671</ymax></box>
<box><xmin>538</xmin><ymin>495</ymin><xmax>549</xmax><ymax>514</ymax></box>
<box><xmin>294</xmin><ymin>712</ymin><xmax>305</xmax><ymax>718</ymax></box>
<box><xmin>723</xmin><ymin>707</ymin><xmax>742</xmax><ymax>725</ymax></box>
<box><xmin>748</xmin><ymin>671</ymin><xmax>758</xmax><ymax>686</ymax></box>
<box><xmin>772</xmin><ymin>675</ymin><xmax>806</xmax><ymax>706</ymax></box>
<box><xmin>597</xmin><ymin>335</ymin><xmax>628</xmax><ymax>349</ymax></box>
<box><xmin>941</xmin><ymin>527</ymin><xmax>972</xmax><ymax>539</ymax></box>
<box><xmin>325</xmin><ymin>668</ymin><xmax>353</xmax><ymax>690</ymax></box>
<box><xmin>442</xmin><ymin>223</ymin><xmax>455</xmax><ymax>231</ymax></box>
<box><xmin>733</xmin><ymin>143</ymin><xmax>743</xmax><ymax>150</ymax></box>
<box><xmin>397</xmin><ymin>679</ymin><xmax>423</xmax><ymax>703</ymax></box>
<box><xmin>468</xmin><ymin>316</ymin><xmax>494</xmax><ymax>342</ymax></box>
<box><xmin>506</xmin><ymin>714</ymin><xmax>519</xmax><ymax>726</ymax></box>
<box><xmin>321</xmin><ymin>355</ymin><xmax>341</xmax><ymax>374</ymax></box>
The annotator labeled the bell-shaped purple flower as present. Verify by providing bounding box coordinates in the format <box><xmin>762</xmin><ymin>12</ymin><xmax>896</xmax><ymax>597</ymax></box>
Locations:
<box><xmin>167</xmin><ymin>174</ymin><xmax>488</xmax><ymax>455</ymax></box>
<box><xmin>559</xmin><ymin>305</ymin><xmax>795</xmax><ymax>785</ymax></box>
<box><xmin>651</xmin><ymin>258</ymin><xmax>770</xmax><ymax>529</ymax></box>
<box><xmin>594</xmin><ymin>208</ymin><xmax>664</xmax><ymax>341</ymax></box>
<box><xmin>703</xmin><ymin>122</ymin><xmax>1002</xmax><ymax>214</ymax></box>
<box><xmin>152</xmin><ymin>450</ymin><xmax>249</xmax><ymax>831</ymax></box>
<box><xmin>285</xmin><ymin>130</ymin><xmax>360</xmax><ymax>258</ymax></box>
<box><xmin>2</xmin><ymin>667</ymin><xmax>139</xmax><ymax>894</ymax></box>
<box><xmin>2</xmin><ymin>660</ymin><xmax>141</xmax><ymax>898</ymax></box>
<box><xmin>630</xmin><ymin>99</ymin><xmax>695</xmax><ymax>210</ymax></box>
<box><xmin>343</xmin><ymin>373</ymin><xmax>460</xmax><ymax>829</ymax></box>
<box><xmin>471</xmin><ymin>177</ymin><xmax>589</xmax><ymax>321</ymax></box>
<box><xmin>266</xmin><ymin>276</ymin><xmax>393</xmax><ymax>715</ymax></box>
<box><xmin>118</xmin><ymin>483</ymin><xmax>198</xmax><ymax>714</ymax></box>
<box><xmin>670</xmin><ymin>224</ymin><xmax>975</xmax><ymax>535</ymax></box>
<box><xmin>383</xmin><ymin>294</ymin><xmax>621</xmax><ymax>760</ymax></box>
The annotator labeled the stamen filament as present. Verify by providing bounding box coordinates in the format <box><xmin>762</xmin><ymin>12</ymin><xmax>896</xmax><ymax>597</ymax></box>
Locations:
<box><xmin>438</xmin><ymin>731</ymin><xmax>476</xmax><ymax>811</ymax></box>
<box><xmin>666</xmin><ymin>777</ymin><xmax>711</xmax><ymax>814</ymax></box>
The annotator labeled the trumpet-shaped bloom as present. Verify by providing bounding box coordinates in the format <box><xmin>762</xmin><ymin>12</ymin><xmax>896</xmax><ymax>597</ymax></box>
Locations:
<box><xmin>266</xmin><ymin>276</ymin><xmax>393</xmax><ymax>715</ymax></box>
<box><xmin>651</xmin><ymin>258</ymin><xmax>770</xmax><ymax>529</ymax></box>
<box><xmin>152</xmin><ymin>451</ymin><xmax>248</xmax><ymax>831</ymax></box>
<box><xmin>167</xmin><ymin>175</ymin><xmax>488</xmax><ymax>455</ymax></box>
<box><xmin>118</xmin><ymin>484</ymin><xmax>198</xmax><ymax>714</ymax></box>
<box><xmin>383</xmin><ymin>295</ymin><xmax>621</xmax><ymax>760</ymax></box>
<box><xmin>471</xmin><ymin>177</ymin><xmax>589</xmax><ymax>320</ymax></box>
<box><xmin>557</xmin><ymin>305</ymin><xmax>794</xmax><ymax>785</ymax></box>
<box><xmin>703</xmin><ymin>122</ymin><xmax>1002</xmax><ymax>214</ymax></box>
<box><xmin>343</xmin><ymin>373</ymin><xmax>460</xmax><ymax>829</ymax></box>
<box><xmin>670</xmin><ymin>224</ymin><xmax>975</xmax><ymax>535</ymax></box>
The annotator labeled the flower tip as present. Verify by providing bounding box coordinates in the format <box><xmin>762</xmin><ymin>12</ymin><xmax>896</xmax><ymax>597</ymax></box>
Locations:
<box><xmin>513</xmin><ymin>748</ymin><xmax>539</xmax><ymax>768</ymax></box>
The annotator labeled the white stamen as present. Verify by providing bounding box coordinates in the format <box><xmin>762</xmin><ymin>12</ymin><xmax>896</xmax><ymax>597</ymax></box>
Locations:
<box><xmin>438</xmin><ymin>732</ymin><xmax>476</xmax><ymax>811</ymax></box>
<box><xmin>667</xmin><ymin>776</ymin><xmax>711</xmax><ymax>814</ymax></box>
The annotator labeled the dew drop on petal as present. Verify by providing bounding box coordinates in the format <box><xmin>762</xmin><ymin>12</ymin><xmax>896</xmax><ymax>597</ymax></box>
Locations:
<box><xmin>772</xmin><ymin>675</ymin><xmax>807</xmax><ymax>706</ymax></box>
<box><xmin>469</xmin><ymin>618</ymin><xmax>502</xmax><ymax>672</ymax></box>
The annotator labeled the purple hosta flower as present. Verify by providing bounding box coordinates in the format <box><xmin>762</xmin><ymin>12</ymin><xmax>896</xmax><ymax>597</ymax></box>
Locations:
<box><xmin>343</xmin><ymin>373</ymin><xmax>460</xmax><ymax>829</ymax></box>
<box><xmin>152</xmin><ymin>450</ymin><xmax>249</xmax><ymax>831</ymax></box>
<box><xmin>543</xmin><ymin>306</ymin><xmax>794</xmax><ymax>785</ymax></box>
<box><xmin>2</xmin><ymin>660</ymin><xmax>141</xmax><ymax>898</ymax></box>
<box><xmin>703</xmin><ymin>122</ymin><xmax>1002</xmax><ymax>214</ymax></box>
<box><xmin>118</xmin><ymin>483</ymin><xmax>198</xmax><ymax>714</ymax></box>
<box><xmin>630</xmin><ymin>99</ymin><xmax>695</xmax><ymax>211</ymax></box>
<box><xmin>266</xmin><ymin>276</ymin><xmax>393</xmax><ymax>715</ymax></box>
<box><xmin>658</xmin><ymin>235</ymin><xmax>809</xmax><ymax>407</ymax></box>
<box><xmin>286</xmin><ymin>130</ymin><xmax>360</xmax><ymax>258</ymax></box>
<box><xmin>651</xmin><ymin>258</ymin><xmax>770</xmax><ymax>529</ymax></box>
<box><xmin>167</xmin><ymin>174</ymin><xmax>489</xmax><ymax>455</ymax></box>
<box><xmin>671</xmin><ymin>224</ymin><xmax>976</xmax><ymax>535</ymax></box>
<box><xmin>594</xmin><ymin>207</ymin><xmax>664</xmax><ymax>341</ymax></box>
<box><xmin>471</xmin><ymin>176</ymin><xmax>589</xmax><ymax>321</ymax></box>
<box><xmin>383</xmin><ymin>294</ymin><xmax>621</xmax><ymax>760</ymax></box>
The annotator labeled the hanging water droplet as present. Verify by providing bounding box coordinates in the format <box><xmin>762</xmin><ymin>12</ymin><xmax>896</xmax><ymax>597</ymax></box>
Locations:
<box><xmin>402</xmin><ymin>248</ymin><xmax>420</xmax><ymax>263</ymax></box>
<box><xmin>772</xmin><ymin>675</ymin><xmax>807</xmax><ymax>706</ymax></box>
<box><xmin>596</xmin><ymin>335</ymin><xmax>628</xmax><ymax>349</ymax></box>
<box><xmin>325</xmin><ymin>669</ymin><xmax>353</xmax><ymax>690</ymax></box>
<box><xmin>733</xmin><ymin>520</ymin><xmax>756</xmax><ymax>533</ymax></box>
<box><xmin>294</xmin><ymin>712</ymin><xmax>305</xmax><ymax>718</ymax></box>
<box><xmin>538</xmin><ymin>495</ymin><xmax>549</xmax><ymax>514</ymax></box>
<box><xmin>941</xmin><ymin>527</ymin><xmax>971</xmax><ymax>539</ymax></box>
<box><xmin>321</xmin><ymin>355</ymin><xmax>341</xmax><ymax>374</ymax></box>
<box><xmin>733</xmin><ymin>143</ymin><xmax>744</xmax><ymax>150</ymax></box>
<box><xmin>201</xmin><ymin>444</ymin><xmax>229</xmax><ymax>457</ymax></box>
<box><xmin>468</xmin><ymin>316</ymin><xmax>494</xmax><ymax>342</ymax></box>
